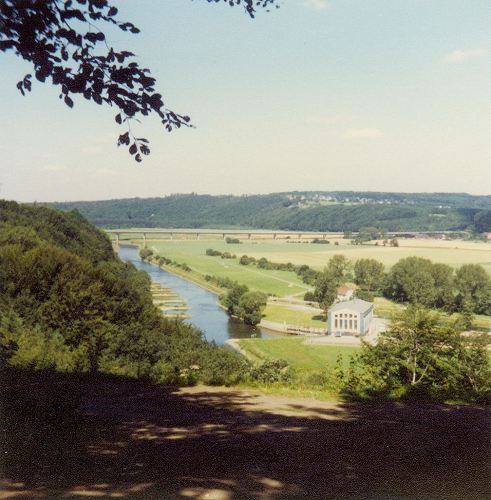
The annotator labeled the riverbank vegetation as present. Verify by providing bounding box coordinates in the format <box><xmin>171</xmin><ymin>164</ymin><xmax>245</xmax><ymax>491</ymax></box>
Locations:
<box><xmin>0</xmin><ymin>202</ymin><xmax>245</xmax><ymax>386</ymax></box>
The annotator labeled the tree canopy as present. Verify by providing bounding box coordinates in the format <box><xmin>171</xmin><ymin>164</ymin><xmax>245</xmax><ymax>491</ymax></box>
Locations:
<box><xmin>0</xmin><ymin>0</ymin><xmax>279</xmax><ymax>161</ymax></box>
<box><xmin>340</xmin><ymin>306</ymin><xmax>491</xmax><ymax>403</ymax></box>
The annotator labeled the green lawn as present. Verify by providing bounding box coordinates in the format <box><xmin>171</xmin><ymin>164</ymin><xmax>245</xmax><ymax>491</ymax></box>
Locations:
<box><xmin>263</xmin><ymin>303</ymin><xmax>326</xmax><ymax>329</ymax></box>
<box><xmin>239</xmin><ymin>337</ymin><xmax>359</xmax><ymax>373</ymax></box>
<box><xmin>148</xmin><ymin>241</ymin><xmax>311</xmax><ymax>297</ymax></box>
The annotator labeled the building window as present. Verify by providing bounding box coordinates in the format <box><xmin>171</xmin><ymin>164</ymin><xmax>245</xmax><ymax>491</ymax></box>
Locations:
<box><xmin>354</xmin><ymin>320</ymin><xmax>358</xmax><ymax>330</ymax></box>
<box><xmin>349</xmin><ymin>320</ymin><xmax>353</xmax><ymax>329</ymax></box>
<box><xmin>335</xmin><ymin>319</ymin><xmax>338</xmax><ymax>328</ymax></box>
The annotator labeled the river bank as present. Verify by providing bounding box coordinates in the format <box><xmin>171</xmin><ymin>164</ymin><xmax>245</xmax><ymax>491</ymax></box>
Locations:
<box><xmin>118</xmin><ymin>245</ymin><xmax>275</xmax><ymax>343</ymax></box>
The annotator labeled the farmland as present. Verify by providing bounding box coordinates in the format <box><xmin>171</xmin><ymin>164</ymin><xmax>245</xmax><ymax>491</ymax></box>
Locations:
<box><xmin>148</xmin><ymin>240</ymin><xmax>312</xmax><ymax>297</ymax></box>
<box><xmin>146</xmin><ymin>237</ymin><xmax>491</xmax><ymax>275</ymax></box>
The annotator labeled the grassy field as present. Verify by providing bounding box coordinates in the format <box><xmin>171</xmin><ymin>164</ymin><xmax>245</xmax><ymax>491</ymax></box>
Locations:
<box><xmin>143</xmin><ymin>237</ymin><xmax>491</xmax><ymax>274</ymax></box>
<box><xmin>239</xmin><ymin>337</ymin><xmax>359</xmax><ymax>373</ymax></box>
<box><xmin>148</xmin><ymin>240</ymin><xmax>312</xmax><ymax>297</ymax></box>
<box><xmin>263</xmin><ymin>303</ymin><xmax>326</xmax><ymax>328</ymax></box>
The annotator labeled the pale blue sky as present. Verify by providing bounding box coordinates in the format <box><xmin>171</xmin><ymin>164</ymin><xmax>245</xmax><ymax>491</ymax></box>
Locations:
<box><xmin>1</xmin><ymin>0</ymin><xmax>491</xmax><ymax>201</ymax></box>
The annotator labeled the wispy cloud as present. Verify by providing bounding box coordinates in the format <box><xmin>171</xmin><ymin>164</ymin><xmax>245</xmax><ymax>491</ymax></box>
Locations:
<box><xmin>40</xmin><ymin>164</ymin><xmax>67</xmax><ymax>173</ymax></box>
<box><xmin>444</xmin><ymin>48</ymin><xmax>489</xmax><ymax>63</ymax></box>
<box><xmin>344</xmin><ymin>128</ymin><xmax>385</xmax><ymax>139</ymax></box>
<box><xmin>303</xmin><ymin>0</ymin><xmax>330</xmax><ymax>11</ymax></box>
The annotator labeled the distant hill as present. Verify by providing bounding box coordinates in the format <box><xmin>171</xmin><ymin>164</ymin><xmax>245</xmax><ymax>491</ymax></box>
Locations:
<box><xmin>49</xmin><ymin>191</ymin><xmax>491</xmax><ymax>232</ymax></box>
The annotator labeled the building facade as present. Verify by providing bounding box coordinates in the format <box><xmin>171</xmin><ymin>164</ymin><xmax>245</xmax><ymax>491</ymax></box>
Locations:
<box><xmin>327</xmin><ymin>298</ymin><xmax>374</xmax><ymax>337</ymax></box>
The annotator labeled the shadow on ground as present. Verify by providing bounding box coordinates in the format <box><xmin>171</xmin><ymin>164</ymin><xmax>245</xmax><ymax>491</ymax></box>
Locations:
<box><xmin>1</xmin><ymin>369</ymin><xmax>490</xmax><ymax>499</ymax></box>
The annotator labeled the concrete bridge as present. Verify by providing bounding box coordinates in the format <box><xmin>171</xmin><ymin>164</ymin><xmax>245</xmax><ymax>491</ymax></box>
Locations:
<box><xmin>106</xmin><ymin>228</ymin><xmax>343</xmax><ymax>245</ymax></box>
<box><xmin>105</xmin><ymin>228</ymin><xmax>460</xmax><ymax>245</ymax></box>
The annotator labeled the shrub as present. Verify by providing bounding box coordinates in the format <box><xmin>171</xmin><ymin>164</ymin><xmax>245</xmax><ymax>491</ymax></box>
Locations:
<box><xmin>139</xmin><ymin>247</ymin><xmax>153</xmax><ymax>260</ymax></box>
<box><xmin>205</xmin><ymin>248</ymin><xmax>222</xmax><ymax>257</ymax></box>
<box><xmin>249</xmin><ymin>359</ymin><xmax>292</xmax><ymax>384</ymax></box>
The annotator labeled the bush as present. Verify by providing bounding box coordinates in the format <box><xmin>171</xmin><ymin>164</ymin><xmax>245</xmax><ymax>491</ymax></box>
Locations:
<box><xmin>205</xmin><ymin>248</ymin><xmax>222</xmax><ymax>257</ymax></box>
<box><xmin>356</xmin><ymin>289</ymin><xmax>374</xmax><ymax>302</ymax></box>
<box><xmin>303</xmin><ymin>291</ymin><xmax>316</xmax><ymax>302</ymax></box>
<box><xmin>225</xmin><ymin>237</ymin><xmax>241</xmax><ymax>244</ymax></box>
<box><xmin>139</xmin><ymin>247</ymin><xmax>153</xmax><ymax>260</ymax></box>
<box><xmin>239</xmin><ymin>255</ymin><xmax>255</xmax><ymax>266</ymax></box>
<box><xmin>249</xmin><ymin>359</ymin><xmax>291</xmax><ymax>384</ymax></box>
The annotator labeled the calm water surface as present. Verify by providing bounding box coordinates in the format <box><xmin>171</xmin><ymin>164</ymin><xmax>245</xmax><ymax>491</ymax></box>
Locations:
<box><xmin>119</xmin><ymin>245</ymin><xmax>274</xmax><ymax>344</ymax></box>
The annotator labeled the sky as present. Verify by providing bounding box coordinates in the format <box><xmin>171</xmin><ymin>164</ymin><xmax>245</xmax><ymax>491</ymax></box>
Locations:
<box><xmin>1</xmin><ymin>0</ymin><xmax>491</xmax><ymax>202</ymax></box>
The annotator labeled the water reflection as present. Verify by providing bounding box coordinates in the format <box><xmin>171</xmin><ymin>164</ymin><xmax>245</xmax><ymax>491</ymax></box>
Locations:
<box><xmin>119</xmin><ymin>245</ymin><xmax>275</xmax><ymax>345</ymax></box>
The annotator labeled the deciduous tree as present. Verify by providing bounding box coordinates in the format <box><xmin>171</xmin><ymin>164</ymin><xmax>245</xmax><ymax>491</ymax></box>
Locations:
<box><xmin>0</xmin><ymin>0</ymin><xmax>278</xmax><ymax>160</ymax></box>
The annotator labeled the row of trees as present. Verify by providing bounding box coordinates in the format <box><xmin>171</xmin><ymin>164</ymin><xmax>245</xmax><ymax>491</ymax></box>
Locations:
<box><xmin>239</xmin><ymin>254</ymin><xmax>319</xmax><ymax>285</ymax></box>
<box><xmin>312</xmin><ymin>254</ymin><xmax>491</xmax><ymax>317</ymax></box>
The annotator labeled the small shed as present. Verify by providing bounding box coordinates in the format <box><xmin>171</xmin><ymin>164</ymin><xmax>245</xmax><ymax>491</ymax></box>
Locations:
<box><xmin>327</xmin><ymin>298</ymin><xmax>373</xmax><ymax>337</ymax></box>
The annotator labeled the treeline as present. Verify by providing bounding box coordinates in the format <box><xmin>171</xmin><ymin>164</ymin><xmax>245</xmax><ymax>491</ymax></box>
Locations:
<box><xmin>50</xmin><ymin>192</ymin><xmax>491</xmax><ymax>232</ymax></box>
<box><xmin>0</xmin><ymin>201</ymin><xmax>248</xmax><ymax>385</ymax></box>
<box><xmin>312</xmin><ymin>254</ymin><xmax>491</xmax><ymax>321</ymax></box>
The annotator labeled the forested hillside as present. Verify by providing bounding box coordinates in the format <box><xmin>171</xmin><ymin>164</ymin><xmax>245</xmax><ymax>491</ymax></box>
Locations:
<box><xmin>50</xmin><ymin>192</ymin><xmax>491</xmax><ymax>232</ymax></box>
<box><xmin>0</xmin><ymin>201</ymin><xmax>243</xmax><ymax>383</ymax></box>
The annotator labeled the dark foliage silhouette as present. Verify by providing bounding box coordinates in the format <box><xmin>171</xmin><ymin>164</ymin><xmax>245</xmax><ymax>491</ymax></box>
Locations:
<box><xmin>0</xmin><ymin>0</ymin><xmax>279</xmax><ymax>161</ymax></box>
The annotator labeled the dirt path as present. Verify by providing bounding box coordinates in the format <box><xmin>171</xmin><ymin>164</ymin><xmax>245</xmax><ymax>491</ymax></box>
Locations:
<box><xmin>2</xmin><ymin>377</ymin><xmax>490</xmax><ymax>499</ymax></box>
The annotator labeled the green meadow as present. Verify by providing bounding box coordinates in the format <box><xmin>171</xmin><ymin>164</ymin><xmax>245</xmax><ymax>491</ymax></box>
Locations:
<box><xmin>238</xmin><ymin>337</ymin><xmax>359</xmax><ymax>374</ymax></box>
<box><xmin>263</xmin><ymin>303</ymin><xmax>326</xmax><ymax>328</ymax></box>
<box><xmin>148</xmin><ymin>240</ymin><xmax>312</xmax><ymax>297</ymax></box>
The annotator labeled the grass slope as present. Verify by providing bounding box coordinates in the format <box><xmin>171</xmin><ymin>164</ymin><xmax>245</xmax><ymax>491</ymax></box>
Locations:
<box><xmin>239</xmin><ymin>337</ymin><xmax>359</xmax><ymax>373</ymax></box>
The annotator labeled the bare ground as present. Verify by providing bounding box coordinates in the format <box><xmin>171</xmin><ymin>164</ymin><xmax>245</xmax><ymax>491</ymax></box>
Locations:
<box><xmin>1</xmin><ymin>372</ymin><xmax>490</xmax><ymax>499</ymax></box>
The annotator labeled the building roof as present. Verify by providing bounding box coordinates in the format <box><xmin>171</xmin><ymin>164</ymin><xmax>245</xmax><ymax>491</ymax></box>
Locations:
<box><xmin>336</xmin><ymin>285</ymin><xmax>353</xmax><ymax>295</ymax></box>
<box><xmin>328</xmin><ymin>298</ymin><xmax>373</xmax><ymax>314</ymax></box>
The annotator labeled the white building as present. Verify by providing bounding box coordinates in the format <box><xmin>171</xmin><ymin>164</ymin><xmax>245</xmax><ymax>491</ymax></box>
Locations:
<box><xmin>327</xmin><ymin>298</ymin><xmax>374</xmax><ymax>337</ymax></box>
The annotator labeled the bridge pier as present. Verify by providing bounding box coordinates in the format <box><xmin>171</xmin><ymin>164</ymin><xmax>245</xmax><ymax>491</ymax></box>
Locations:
<box><xmin>143</xmin><ymin>233</ymin><xmax>147</xmax><ymax>247</ymax></box>
<box><xmin>115</xmin><ymin>233</ymin><xmax>120</xmax><ymax>246</ymax></box>
<box><xmin>248</xmin><ymin>233</ymin><xmax>252</xmax><ymax>240</ymax></box>
<box><xmin>273</xmin><ymin>233</ymin><xmax>277</xmax><ymax>240</ymax></box>
<box><xmin>196</xmin><ymin>233</ymin><xmax>200</xmax><ymax>240</ymax></box>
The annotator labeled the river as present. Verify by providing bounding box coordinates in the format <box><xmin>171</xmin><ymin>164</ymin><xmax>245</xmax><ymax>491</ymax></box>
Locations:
<box><xmin>119</xmin><ymin>245</ymin><xmax>275</xmax><ymax>344</ymax></box>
